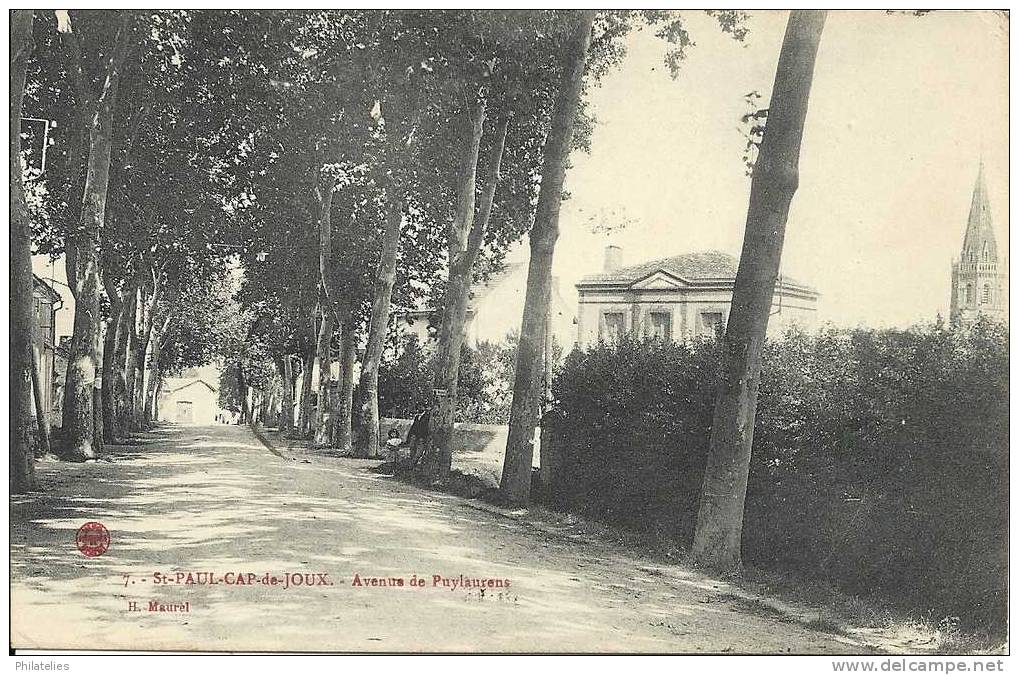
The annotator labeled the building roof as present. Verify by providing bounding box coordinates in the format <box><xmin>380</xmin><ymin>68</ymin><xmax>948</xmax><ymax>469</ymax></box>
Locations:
<box><xmin>162</xmin><ymin>378</ymin><xmax>218</xmax><ymax>395</ymax></box>
<box><xmin>399</xmin><ymin>261</ymin><xmax>527</xmax><ymax>320</ymax></box>
<box><xmin>578</xmin><ymin>249</ymin><xmax>816</xmax><ymax>293</ymax></box>
<box><xmin>32</xmin><ymin>274</ymin><xmax>62</xmax><ymax>303</ymax></box>
<box><xmin>961</xmin><ymin>161</ymin><xmax>998</xmax><ymax>262</ymax></box>
<box><xmin>469</xmin><ymin>261</ymin><xmax>526</xmax><ymax>305</ymax></box>
<box><xmin>580</xmin><ymin>250</ymin><xmax>738</xmax><ymax>284</ymax></box>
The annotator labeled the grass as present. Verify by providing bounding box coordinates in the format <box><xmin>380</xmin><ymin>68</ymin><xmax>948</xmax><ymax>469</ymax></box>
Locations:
<box><xmin>506</xmin><ymin>503</ymin><xmax>1006</xmax><ymax>655</ymax></box>
<box><xmin>715</xmin><ymin>594</ymin><xmax>790</xmax><ymax>620</ymax></box>
<box><xmin>917</xmin><ymin>615</ymin><xmax>1006</xmax><ymax>656</ymax></box>
<box><xmin>802</xmin><ymin>614</ymin><xmax>847</xmax><ymax>635</ymax></box>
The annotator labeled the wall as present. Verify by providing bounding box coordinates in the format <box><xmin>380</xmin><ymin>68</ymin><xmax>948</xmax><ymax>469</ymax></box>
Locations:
<box><xmin>577</xmin><ymin>284</ymin><xmax>818</xmax><ymax>348</ymax></box>
<box><xmin>381</xmin><ymin>417</ymin><xmax>539</xmax><ymax>485</ymax></box>
<box><xmin>396</xmin><ymin>268</ymin><xmax>578</xmax><ymax>353</ymax></box>
<box><xmin>30</xmin><ymin>280</ymin><xmax>60</xmax><ymax>426</ymax></box>
<box><xmin>158</xmin><ymin>380</ymin><xmax>225</xmax><ymax>425</ymax></box>
<box><xmin>468</xmin><ymin>277</ymin><xmax>575</xmax><ymax>351</ymax></box>
<box><xmin>950</xmin><ymin>259</ymin><xmax>1008</xmax><ymax>325</ymax></box>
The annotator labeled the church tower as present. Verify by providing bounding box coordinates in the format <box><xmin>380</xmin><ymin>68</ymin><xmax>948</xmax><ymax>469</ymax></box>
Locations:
<box><xmin>950</xmin><ymin>162</ymin><xmax>1008</xmax><ymax>326</ymax></box>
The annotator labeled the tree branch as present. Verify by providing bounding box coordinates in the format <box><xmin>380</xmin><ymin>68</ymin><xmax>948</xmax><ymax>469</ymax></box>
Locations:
<box><xmin>59</xmin><ymin>18</ymin><xmax>96</xmax><ymax>115</ymax></box>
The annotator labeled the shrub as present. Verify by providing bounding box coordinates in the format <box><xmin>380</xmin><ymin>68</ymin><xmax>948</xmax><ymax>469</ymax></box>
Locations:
<box><xmin>544</xmin><ymin>319</ymin><xmax>1008</xmax><ymax>633</ymax></box>
<box><xmin>377</xmin><ymin>335</ymin><xmax>516</xmax><ymax>424</ymax></box>
<box><xmin>377</xmin><ymin>336</ymin><xmax>435</xmax><ymax>419</ymax></box>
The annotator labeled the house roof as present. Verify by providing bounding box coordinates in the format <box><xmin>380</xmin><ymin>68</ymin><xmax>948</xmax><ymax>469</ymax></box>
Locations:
<box><xmin>469</xmin><ymin>261</ymin><xmax>526</xmax><ymax>304</ymax></box>
<box><xmin>163</xmin><ymin>378</ymin><xmax>218</xmax><ymax>395</ymax></box>
<box><xmin>578</xmin><ymin>249</ymin><xmax>816</xmax><ymax>294</ymax></box>
<box><xmin>32</xmin><ymin>274</ymin><xmax>62</xmax><ymax>303</ymax></box>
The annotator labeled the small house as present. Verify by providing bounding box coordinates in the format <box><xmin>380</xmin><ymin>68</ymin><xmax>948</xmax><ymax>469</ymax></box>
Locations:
<box><xmin>576</xmin><ymin>247</ymin><xmax>820</xmax><ymax>348</ymax></box>
<box><xmin>157</xmin><ymin>377</ymin><xmax>226</xmax><ymax>425</ymax></box>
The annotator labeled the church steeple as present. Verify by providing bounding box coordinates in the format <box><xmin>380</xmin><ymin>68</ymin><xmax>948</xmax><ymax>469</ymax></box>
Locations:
<box><xmin>950</xmin><ymin>161</ymin><xmax>1007</xmax><ymax>326</ymax></box>
<box><xmin>961</xmin><ymin>160</ymin><xmax>998</xmax><ymax>263</ymax></box>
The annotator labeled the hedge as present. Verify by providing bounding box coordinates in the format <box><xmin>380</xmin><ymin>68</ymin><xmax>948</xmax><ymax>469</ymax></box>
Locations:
<box><xmin>542</xmin><ymin>319</ymin><xmax>1008</xmax><ymax>632</ymax></box>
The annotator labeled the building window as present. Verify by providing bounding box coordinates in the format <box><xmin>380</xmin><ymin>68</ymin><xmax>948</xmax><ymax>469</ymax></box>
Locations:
<box><xmin>964</xmin><ymin>283</ymin><xmax>973</xmax><ymax>304</ymax></box>
<box><xmin>982</xmin><ymin>284</ymin><xmax>991</xmax><ymax>304</ymax></box>
<box><xmin>700</xmin><ymin>312</ymin><xmax>724</xmax><ymax>337</ymax></box>
<box><xmin>601</xmin><ymin>312</ymin><xmax>625</xmax><ymax>343</ymax></box>
<box><xmin>648</xmin><ymin>312</ymin><xmax>672</xmax><ymax>341</ymax></box>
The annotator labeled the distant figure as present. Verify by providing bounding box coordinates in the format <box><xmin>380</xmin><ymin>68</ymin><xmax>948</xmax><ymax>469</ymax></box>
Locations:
<box><xmin>406</xmin><ymin>409</ymin><xmax>431</xmax><ymax>469</ymax></box>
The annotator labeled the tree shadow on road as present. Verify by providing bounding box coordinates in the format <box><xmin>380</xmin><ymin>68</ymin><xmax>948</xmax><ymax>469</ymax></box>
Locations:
<box><xmin>12</xmin><ymin>423</ymin><xmax>879</xmax><ymax>653</ymax></box>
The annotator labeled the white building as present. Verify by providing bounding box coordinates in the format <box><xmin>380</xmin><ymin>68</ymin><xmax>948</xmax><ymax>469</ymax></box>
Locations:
<box><xmin>397</xmin><ymin>261</ymin><xmax>576</xmax><ymax>351</ymax></box>
<box><xmin>576</xmin><ymin>247</ymin><xmax>820</xmax><ymax>348</ymax></box>
<box><xmin>158</xmin><ymin>368</ymin><xmax>229</xmax><ymax>425</ymax></box>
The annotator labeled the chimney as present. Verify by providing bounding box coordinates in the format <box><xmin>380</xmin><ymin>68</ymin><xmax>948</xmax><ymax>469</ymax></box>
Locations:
<box><xmin>604</xmin><ymin>245</ymin><xmax>622</xmax><ymax>273</ymax></box>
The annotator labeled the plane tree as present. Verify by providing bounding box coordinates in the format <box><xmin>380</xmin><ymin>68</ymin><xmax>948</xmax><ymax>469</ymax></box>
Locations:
<box><xmin>11</xmin><ymin>9</ymin><xmax>38</xmax><ymax>491</ymax></box>
<box><xmin>23</xmin><ymin>9</ymin><xmax>233</xmax><ymax>455</ymax></box>
<box><xmin>419</xmin><ymin>10</ymin><xmax>582</xmax><ymax>482</ymax></box>
<box><xmin>691</xmin><ymin>10</ymin><xmax>827</xmax><ymax>573</ymax></box>
<box><xmin>499</xmin><ymin>9</ymin><xmax>750</xmax><ymax>505</ymax></box>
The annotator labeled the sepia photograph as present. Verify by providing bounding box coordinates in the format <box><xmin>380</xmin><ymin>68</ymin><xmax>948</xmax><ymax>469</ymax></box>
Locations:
<box><xmin>7</xmin><ymin>6</ymin><xmax>1010</xmax><ymax>662</ymax></box>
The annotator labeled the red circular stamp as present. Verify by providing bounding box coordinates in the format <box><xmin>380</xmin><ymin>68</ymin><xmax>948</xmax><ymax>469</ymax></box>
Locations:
<box><xmin>76</xmin><ymin>521</ymin><xmax>110</xmax><ymax>557</ymax></box>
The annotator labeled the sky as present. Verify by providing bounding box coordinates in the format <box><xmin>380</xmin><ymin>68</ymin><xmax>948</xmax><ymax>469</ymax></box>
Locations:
<box><xmin>35</xmin><ymin>10</ymin><xmax>1009</xmax><ymax>338</ymax></box>
<box><xmin>537</xmin><ymin>9</ymin><xmax>1009</xmax><ymax>328</ymax></box>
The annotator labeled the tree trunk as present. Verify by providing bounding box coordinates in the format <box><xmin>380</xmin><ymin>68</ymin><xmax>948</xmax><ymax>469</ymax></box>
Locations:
<box><xmin>93</xmin><ymin>385</ymin><xmax>104</xmax><ymax>455</ymax></box>
<box><xmin>691</xmin><ymin>10</ymin><xmax>826</xmax><ymax>574</ymax></box>
<box><xmin>60</xmin><ymin>12</ymin><xmax>133</xmax><ymax>461</ymax></box>
<box><xmin>133</xmin><ymin>326</ymin><xmax>152</xmax><ymax>428</ymax></box>
<box><xmin>334</xmin><ymin>318</ymin><xmax>357</xmax><ymax>454</ymax></box>
<box><xmin>315</xmin><ymin>170</ymin><xmax>339</xmax><ymax>311</ymax></box>
<box><xmin>123</xmin><ymin>287</ymin><xmax>141</xmax><ymax>430</ymax></box>
<box><xmin>144</xmin><ymin>368</ymin><xmax>160</xmax><ymax>423</ymax></box>
<box><xmin>276</xmin><ymin>354</ymin><xmax>295</xmax><ymax>434</ymax></box>
<box><xmin>122</xmin><ymin>289</ymin><xmax>139</xmax><ymax>430</ymax></box>
<box><xmin>543</xmin><ymin>288</ymin><xmax>554</xmax><ymax>403</ymax></box>
<box><xmin>101</xmin><ymin>290</ymin><xmax>123</xmax><ymax>443</ymax></box>
<box><xmin>311</xmin><ymin>166</ymin><xmax>340</xmax><ymax>446</ymax></box>
<box><xmin>500</xmin><ymin>11</ymin><xmax>596</xmax><ymax>506</ymax></box>
<box><xmin>297</xmin><ymin>348</ymin><xmax>315</xmax><ymax>437</ymax></box>
<box><xmin>353</xmin><ymin>197</ymin><xmax>403</xmax><ymax>458</ymax></box>
<box><xmin>239</xmin><ymin>370</ymin><xmax>250</xmax><ymax>424</ymax></box>
<box><xmin>10</xmin><ymin>9</ymin><xmax>37</xmax><ymax>492</ymax></box>
<box><xmin>130</xmin><ymin>276</ymin><xmax>159</xmax><ymax>429</ymax></box>
<box><xmin>113</xmin><ymin>286</ymin><xmax>136</xmax><ymax>433</ymax></box>
<box><xmin>30</xmin><ymin>344</ymin><xmax>52</xmax><ymax>457</ymax></box>
<box><xmin>152</xmin><ymin>377</ymin><xmax>163</xmax><ymax>422</ymax></box>
<box><xmin>426</xmin><ymin>108</ymin><xmax>511</xmax><ymax>481</ymax></box>
<box><xmin>144</xmin><ymin>315</ymin><xmax>170</xmax><ymax>423</ymax></box>
<box><xmin>260</xmin><ymin>391</ymin><xmax>272</xmax><ymax>427</ymax></box>
<box><xmin>132</xmin><ymin>342</ymin><xmax>147</xmax><ymax>428</ymax></box>
<box><xmin>313</xmin><ymin>311</ymin><xmax>334</xmax><ymax>446</ymax></box>
<box><xmin>101</xmin><ymin>270</ymin><xmax>139</xmax><ymax>441</ymax></box>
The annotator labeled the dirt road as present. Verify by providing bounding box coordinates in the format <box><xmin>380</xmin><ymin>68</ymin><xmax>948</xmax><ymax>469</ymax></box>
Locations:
<box><xmin>12</xmin><ymin>423</ymin><xmax>873</xmax><ymax>653</ymax></box>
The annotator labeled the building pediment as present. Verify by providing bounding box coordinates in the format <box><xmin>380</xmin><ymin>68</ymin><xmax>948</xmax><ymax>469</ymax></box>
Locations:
<box><xmin>630</xmin><ymin>270</ymin><xmax>690</xmax><ymax>290</ymax></box>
